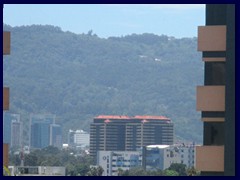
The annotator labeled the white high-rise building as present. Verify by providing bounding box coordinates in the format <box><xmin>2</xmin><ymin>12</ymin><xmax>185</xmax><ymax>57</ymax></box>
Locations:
<box><xmin>3</xmin><ymin>112</ymin><xmax>22</xmax><ymax>148</ymax></box>
<box><xmin>11</xmin><ymin>119</ymin><xmax>22</xmax><ymax>148</ymax></box>
<box><xmin>74</xmin><ymin>130</ymin><xmax>89</xmax><ymax>147</ymax></box>
<box><xmin>68</xmin><ymin>129</ymin><xmax>90</xmax><ymax>148</ymax></box>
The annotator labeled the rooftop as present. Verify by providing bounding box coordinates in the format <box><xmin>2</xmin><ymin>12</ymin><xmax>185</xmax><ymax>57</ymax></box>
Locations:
<box><xmin>94</xmin><ymin>115</ymin><xmax>170</xmax><ymax>120</ymax></box>
<box><xmin>147</xmin><ymin>145</ymin><xmax>170</xmax><ymax>149</ymax></box>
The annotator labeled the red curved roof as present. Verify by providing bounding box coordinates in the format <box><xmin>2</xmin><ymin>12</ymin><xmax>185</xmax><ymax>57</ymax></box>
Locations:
<box><xmin>95</xmin><ymin>115</ymin><xmax>170</xmax><ymax>121</ymax></box>
<box><xmin>95</xmin><ymin>115</ymin><xmax>130</xmax><ymax>119</ymax></box>
<box><xmin>134</xmin><ymin>115</ymin><xmax>170</xmax><ymax>120</ymax></box>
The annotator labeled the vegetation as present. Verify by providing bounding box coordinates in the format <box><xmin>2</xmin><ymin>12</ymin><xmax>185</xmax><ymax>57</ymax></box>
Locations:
<box><xmin>118</xmin><ymin>164</ymin><xmax>199</xmax><ymax>176</ymax></box>
<box><xmin>167</xmin><ymin>163</ymin><xmax>187</xmax><ymax>176</ymax></box>
<box><xmin>86</xmin><ymin>166</ymin><xmax>104</xmax><ymax>176</ymax></box>
<box><xmin>8</xmin><ymin>146</ymin><xmax>199</xmax><ymax>176</ymax></box>
<box><xmin>9</xmin><ymin>146</ymin><xmax>93</xmax><ymax>176</ymax></box>
<box><xmin>3</xmin><ymin>24</ymin><xmax>203</xmax><ymax>144</ymax></box>
<box><xmin>3</xmin><ymin>166</ymin><xmax>11</xmax><ymax>176</ymax></box>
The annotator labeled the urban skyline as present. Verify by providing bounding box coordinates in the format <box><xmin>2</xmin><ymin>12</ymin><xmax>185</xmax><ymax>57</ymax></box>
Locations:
<box><xmin>3</xmin><ymin>4</ymin><xmax>235</xmax><ymax>176</ymax></box>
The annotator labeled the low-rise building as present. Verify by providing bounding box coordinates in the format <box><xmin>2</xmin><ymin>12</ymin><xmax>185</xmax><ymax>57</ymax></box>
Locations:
<box><xmin>143</xmin><ymin>143</ymin><xmax>196</xmax><ymax>171</ymax></box>
<box><xmin>97</xmin><ymin>151</ymin><xmax>142</xmax><ymax>176</ymax></box>
<box><xmin>8</xmin><ymin>166</ymin><xmax>65</xmax><ymax>176</ymax></box>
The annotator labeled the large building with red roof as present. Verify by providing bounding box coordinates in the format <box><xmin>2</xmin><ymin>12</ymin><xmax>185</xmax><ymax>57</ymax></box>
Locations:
<box><xmin>90</xmin><ymin>115</ymin><xmax>174</xmax><ymax>161</ymax></box>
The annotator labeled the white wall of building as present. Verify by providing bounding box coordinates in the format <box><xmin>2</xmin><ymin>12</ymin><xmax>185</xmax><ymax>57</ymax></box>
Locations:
<box><xmin>68</xmin><ymin>129</ymin><xmax>90</xmax><ymax>148</ymax></box>
<box><xmin>146</xmin><ymin>144</ymin><xmax>196</xmax><ymax>170</ymax></box>
<box><xmin>74</xmin><ymin>130</ymin><xmax>90</xmax><ymax>147</ymax></box>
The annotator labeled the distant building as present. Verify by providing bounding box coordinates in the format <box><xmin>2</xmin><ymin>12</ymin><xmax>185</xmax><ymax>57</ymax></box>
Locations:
<box><xmin>49</xmin><ymin>124</ymin><xmax>62</xmax><ymax>149</ymax></box>
<box><xmin>97</xmin><ymin>151</ymin><xmax>142</xmax><ymax>176</ymax></box>
<box><xmin>143</xmin><ymin>144</ymin><xmax>196</xmax><ymax>171</ymax></box>
<box><xmin>11</xmin><ymin>120</ymin><xmax>23</xmax><ymax>148</ymax></box>
<box><xmin>68</xmin><ymin>129</ymin><xmax>89</xmax><ymax>149</ymax></box>
<box><xmin>9</xmin><ymin>166</ymin><xmax>65</xmax><ymax>176</ymax></box>
<box><xmin>90</xmin><ymin>115</ymin><xmax>174</xmax><ymax>162</ymax></box>
<box><xmin>74</xmin><ymin>130</ymin><xmax>90</xmax><ymax>147</ymax></box>
<box><xmin>3</xmin><ymin>112</ymin><xmax>13</xmax><ymax>144</ymax></box>
<box><xmin>30</xmin><ymin>114</ymin><xmax>62</xmax><ymax>149</ymax></box>
<box><xmin>67</xmin><ymin>129</ymin><xmax>75</xmax><ymax>147</ymax></box>
<box><xmin>3</xmin><ymin>112</ymin><xmax>22</xmax><ymax>148</ymax></box>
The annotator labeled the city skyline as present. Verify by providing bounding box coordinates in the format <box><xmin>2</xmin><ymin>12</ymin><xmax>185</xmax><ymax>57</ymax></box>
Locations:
<box><xmin>4</xmin><ymin>4</ymin><xmax>235</xmax><ymax>176</ymax></box>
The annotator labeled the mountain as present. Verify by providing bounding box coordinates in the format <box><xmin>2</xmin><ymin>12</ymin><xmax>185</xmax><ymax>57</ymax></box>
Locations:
<box><xmin>3</xmin><ymin>24</ymin><xmax>204</xmax><ymax>144</ymax></box>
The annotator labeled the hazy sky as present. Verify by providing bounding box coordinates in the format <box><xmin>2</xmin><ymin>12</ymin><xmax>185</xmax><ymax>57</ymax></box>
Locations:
<box><xmin>3</xmin><ymin>4</ymin><xmax>205</xmax><ymax>38</ymax></box>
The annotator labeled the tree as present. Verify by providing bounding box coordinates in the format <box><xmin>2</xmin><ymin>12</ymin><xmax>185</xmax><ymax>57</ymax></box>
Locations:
<box><xmin>9</xmin><ymin>147</ymin><xmax>93</xmax><ymax>176</ymax></box>
<box><xmin>167</xmin><ymin>163</ymin><xmax>187</xmax><ymax>176</ymax></box>
<box><xmin>75</xmin><ymin>164</ymin><xmax>90</xmax><ymax>176</ymax></box>
<box><xmin>163</xmin><ymin>169</ymin><xmax>179</xmax><ymax>176</ymax></box>
<box><xmin>186</xmin><ymin>166</ymin><xmax>200</xmax><ymax>176</ymax></box>
<box><xmin>87</xmin><ymin>30</ymin><xmax>93</xmax><ymax>36</ymax></box>
<box><xmin>118</xmin><ymin>167</ymin><xmax>163</xmax><ymax>176</ymax></box>
<box><xmin>117</xmin><ymin>168</ymin><xmax>124</xmax><ymax>176</ymax></box>
<box><xmin>86</xmin><ymin>166</ymin><xmax>104</xmax><ymax>176</ymax></box>
<box><xmin>24</xmin><ymin>153</ymin><xmax>38</xmax><ymax>166</ymax></box>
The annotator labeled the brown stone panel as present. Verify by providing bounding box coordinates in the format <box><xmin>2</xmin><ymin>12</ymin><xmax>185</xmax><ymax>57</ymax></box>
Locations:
<box><xmin>202</xmin><ymin>117</ymin><xmax>225</xmax><ymax>122</ymax></box>
<box><xmin>3</xmin><ymin>31</ymin><xmax>11</xmax><ymax>55</ymax></box>
<box><xmin>196</xmin><ymin>145</ymin><xmax>224</xmax><ymax>172</ymax></box>
<box><xmin>3</xmin><ymin>144</ymin><xmax>9</xmax><ymax>167</ymax></box>
<box><xmin>203</xmin><ymin>57</ymin><xmax>226</xmax><ymax>62</ymax></box>
<box><xmin>196</xmin><ymin>86</ymin><xmax>225</xmax><ymax>111</ymax></box>
<box><xmin>198</xmin><ymin>26</ymin><xmax>226</xmax><ymax>51</ymax></box>
<box><xmin>3</xmin><ymin>87</ymin><xmax>10</xmax><ymax>110</ymax></box>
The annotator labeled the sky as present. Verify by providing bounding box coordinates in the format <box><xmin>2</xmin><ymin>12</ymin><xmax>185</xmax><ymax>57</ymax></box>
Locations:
<box><xmin>3</xmin><ymin>4</ymin><xmax>205</xmax><ymax>38</ymax></box>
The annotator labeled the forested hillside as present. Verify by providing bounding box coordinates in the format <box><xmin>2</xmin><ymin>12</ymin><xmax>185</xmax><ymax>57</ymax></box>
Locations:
<box><xmin>3</xmin><ymin>24</ymin><xmax>204</xmax><ymax>143</ymax></box>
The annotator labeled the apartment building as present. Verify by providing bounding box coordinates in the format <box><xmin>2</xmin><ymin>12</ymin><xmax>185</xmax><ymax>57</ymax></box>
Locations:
<box><xmin>196</xmin><ymin>4</ymin><xmax>235</xmax><ymax>176</ymax></box>
<box><xmin>90</xmin><ymin>115</ymin><xmax>173</xmax><ymax>162</ymax></box>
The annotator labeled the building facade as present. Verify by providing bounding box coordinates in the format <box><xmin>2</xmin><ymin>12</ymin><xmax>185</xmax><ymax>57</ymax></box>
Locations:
<box><xmin>11</xmin><ymin>119</ymin><xmax>22</xmax><ymax>148</ymax></box>
<box><xmin>9</xmin><ymin>166</ymin><xmax>66</xmax><ymax>176</ymax></box>
<box><xmin>68</xmin><ymin>129</ymin><xmax>90</xmax><ymax>148</ymax></box>
<box><xmin>3</xmin><ymin>112</ymin><xmax>12</xmax><ymax>144</ymax></box>
<box><xmin>196</xmin><ymin>4</ymin><xmax>235</xmax><ymax>176</ymax></box>
<box><xmin>97</xmin><ymin>151</ymin><xmax>142</xmax><ymax>176</ymax></box>
<box><xmin>49</xmin><ymin>124</ymin><xmax>62</xmax><ymax>149</ymax></box>
<box><xmin>3</xmin><ymin>112</ymin><xmax>22</xmax><ymax>148</ymax></box>
<box><xmin>3</xmin><ymin>25</ymin><xmax>11</xmax><ymax>168</ymax></box>
<box><xmin>90</xmin><ymin>115</ymin><xmax>174</xmax><ymax>162</ymax></box>
<box><xmin>143</xmin><ymin>144</ymin><xmax>196</xmax><ymax>171</ymax></box>
<box><xmin>30</xmin><ymin>114</ymin><xmax>62</xmax><ymax>149</ymax></box>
